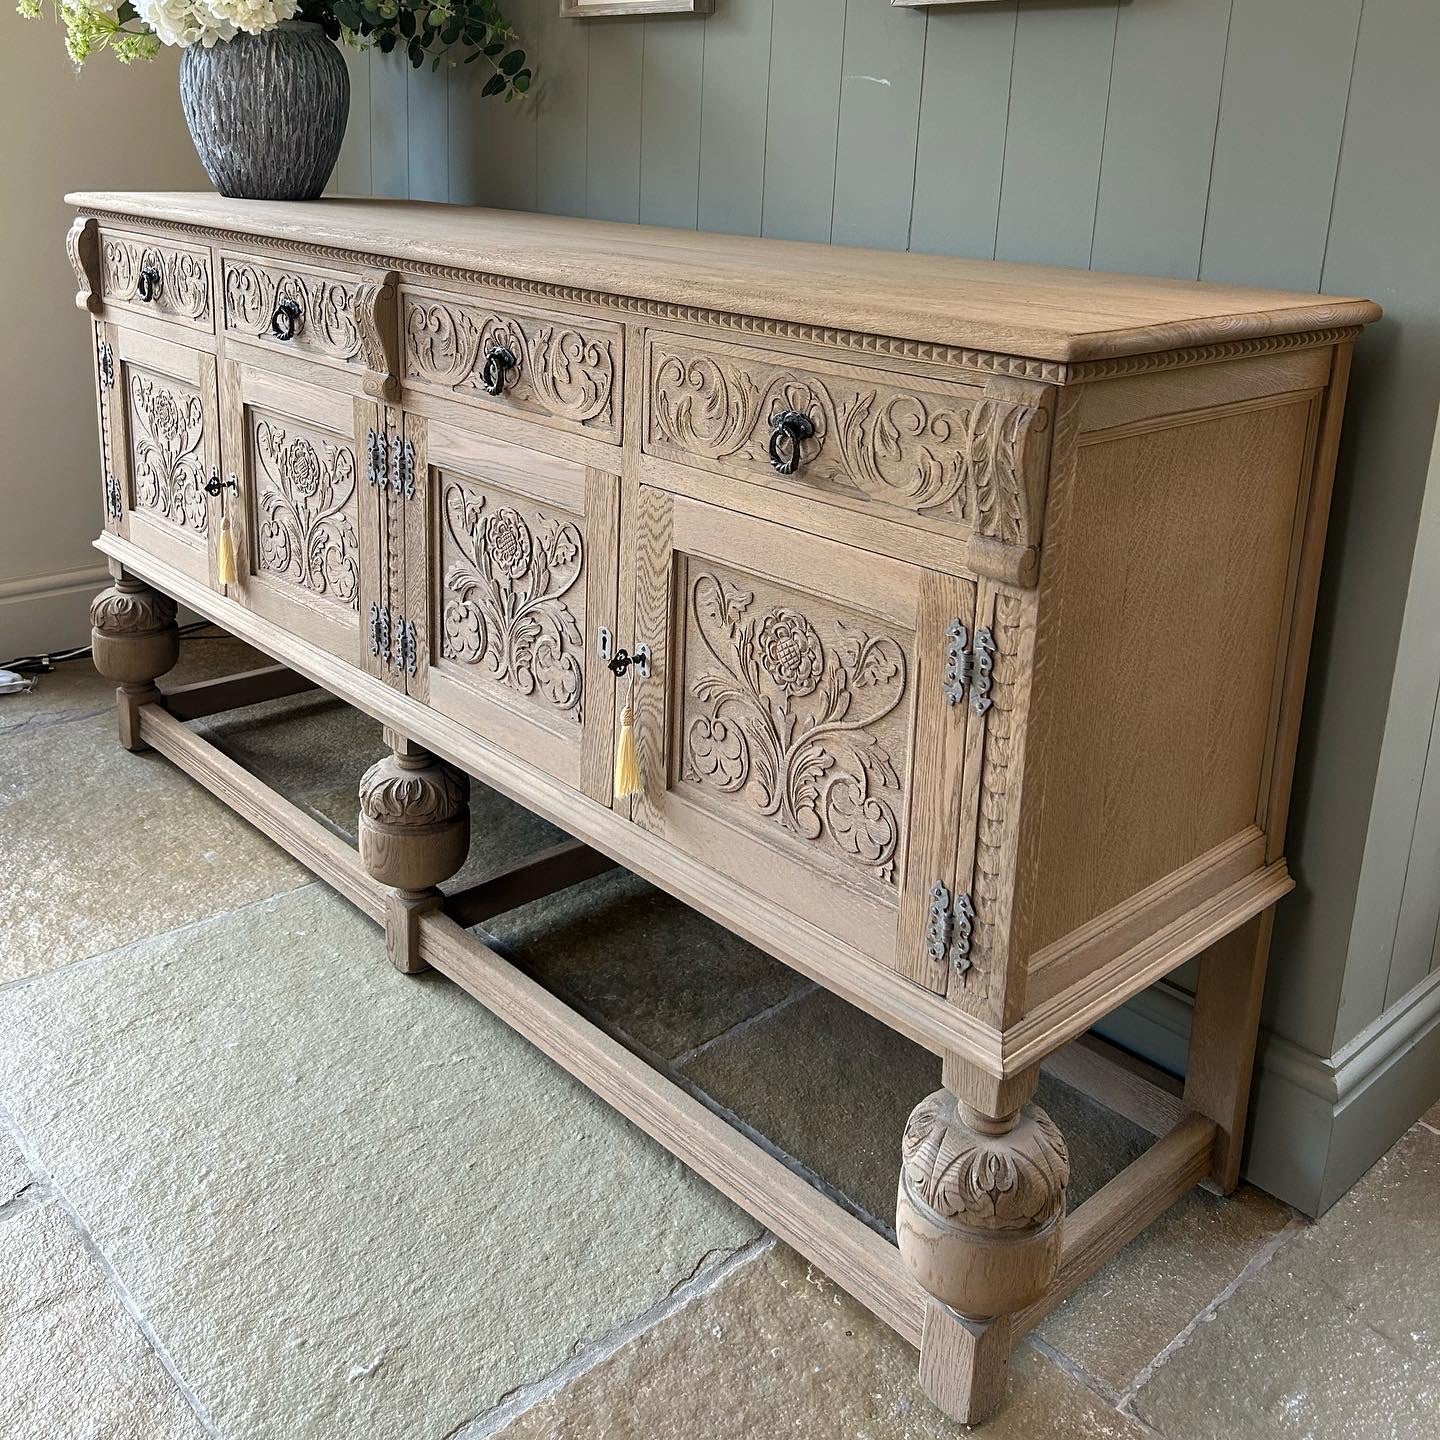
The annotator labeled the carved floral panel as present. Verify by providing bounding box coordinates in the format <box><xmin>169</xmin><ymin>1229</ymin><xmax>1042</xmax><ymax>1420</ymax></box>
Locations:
<box><xmin>101</xmin><ymin>235</ymin><xmax>211</xmax><ymax>326</ymax></box>
<box><xmin>223</xmin><ymin>258</ymin><xmax>362</xmax><ymax>363</ymax></box>
<box><xmin>127</xmin><ymin>367</ymin><xmax>208</xmax><ymax>536</ymax></box>
<box><xmin>647</xmin><ymin>339</ymin><xmax>1049</xmax><ymax>547</ymax></box>
<box><xmin>248</xmin><ymin>414</ymin><xmax>360</xmax><ymax>610</ymax></box>
<box><xmin>678</xmin><ymin>562</ymin><xmax>913</xmax><ymax>889</ymax></box>
<box><xmin>402</xmin><ymin>292</ymin><xmax>619</xmax><ymax>440</ymax></box>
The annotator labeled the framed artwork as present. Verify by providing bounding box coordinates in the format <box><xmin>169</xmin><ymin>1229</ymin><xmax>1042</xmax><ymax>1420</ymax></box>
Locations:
<box><xmin>560</xmin><ymin>0</ymin><xmax>712</xmax><ymax>14</ymax></box>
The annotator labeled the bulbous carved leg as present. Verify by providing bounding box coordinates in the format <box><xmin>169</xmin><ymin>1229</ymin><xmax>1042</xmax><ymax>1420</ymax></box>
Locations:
<box><xmin>89</xmin><ymin>579</ymin><xmax>180</xmax><ymax>752</ymax></box>
<box><xmin>358</xmin><ymin>733</ymin><xmax>469</xmax><ymax>975</ymax></box>
<box><xmin>896</xmin><ymin>1075</ymin><xmax>1070</xmax><ymax>1425</ymax></box>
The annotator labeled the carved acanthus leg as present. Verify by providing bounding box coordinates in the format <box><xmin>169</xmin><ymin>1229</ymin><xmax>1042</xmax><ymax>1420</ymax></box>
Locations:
<box><xmin>89</xmin><ymin>578</ymin><xmax>180</xmax><ymax>751</ymax></box>
<box><xmin>895</xmin><ymin>1068</ymin><xmax>1070</xmax><ymax>1425</ymax></box>
<box><xmin>358</xmin><ymin>730</ymin><xmax>469</xmax><ymax>975</ymax></box>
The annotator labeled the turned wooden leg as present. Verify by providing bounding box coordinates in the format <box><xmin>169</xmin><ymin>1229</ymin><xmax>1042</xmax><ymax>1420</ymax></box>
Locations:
<box><xmin>89</xmin><ymin>578</ymin><xmax>180</xmax><ymax>752</ymax></box>
<box><xmin>895</xmin><ymin>1065</ymin><xmax>1070</xmax><ymax>1425</ymax></box>
<box><xmin>358</xmin><ymin>730</ymin><xmax>469</xmax><ymax>975</ymax></box>
<box><xmin>1183</xmin><ymin>910</ymin><xmax>1275</xmax><ymax>1192</ymax></box>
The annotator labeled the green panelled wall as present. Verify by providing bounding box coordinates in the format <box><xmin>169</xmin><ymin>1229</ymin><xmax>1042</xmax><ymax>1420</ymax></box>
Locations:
<box><xmin>331</xmin><ymin>0</ymin><xmax>1440</xmax><ymax>1190</ymax></box>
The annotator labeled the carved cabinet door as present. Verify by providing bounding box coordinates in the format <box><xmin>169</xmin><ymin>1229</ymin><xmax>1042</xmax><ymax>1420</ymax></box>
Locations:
<box><xmin>101</xmin><ymin>326</ymin><xmax>223</xmax><ymax>589</ymax></box>
<box><xmin>628</xmin><ymin>487</ymin><xmax>978</xmax><ymax>992</ymax></box>
<box><xmin>218</xmin><ymin>355</ymin><xmax>386</xmax><ymax>676</ymax></box>
<box><xmin>402</xmin><ymin>413</ymin><xmax>620</xmax><ymax>806</ymax></box>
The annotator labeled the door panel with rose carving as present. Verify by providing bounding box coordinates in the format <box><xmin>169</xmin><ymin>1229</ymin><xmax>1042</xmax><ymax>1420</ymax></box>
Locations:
<box><xmin>629</xmin><ymin>489</ymin><xmax>977</xmax><ymax>992</ymax></box>
<box><xmin>104</xmin><ymin>327</ymin><xmax>222</xmax><ymax>589</ymax></box>
<box><xmin>403</xmin><ymin>414</ymin><xmax>620</xmax><ymax>806</ymax></box>
<box><xmin>219</xmin><ymin>356</ymin><xmax>386</xmax><ymax>677</ymax></box>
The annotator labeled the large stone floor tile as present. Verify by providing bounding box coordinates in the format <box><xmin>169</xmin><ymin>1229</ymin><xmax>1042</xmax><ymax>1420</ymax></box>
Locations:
<box><xmin>485</xmin><ymin>868</ymin><xmax>814</xmax><ymax>1062</ymax></box>
<box><xmin>1133</xmin><ymin>1124</ymin><xmax>1440</xmax><ymax>1438</ymax></box>
<box><xmin>0</xmin><ymin>884</ymin><xmax>758</xmax><ymax>1440</ymax></box>
<box><xmin>0</xmin><ymin>712</ymin><xmax>308</xmax><ymax>985</ymax></box>
<box><xmin>1038</xmin><ymin>1181</ymin><xmax>1294</xmax><ymax>1394</ymax></box>
<box><xmin>0</xmin><ymin>632</ymin><xmax>268</xmax><ymax>736</ymax></box>
<box><xmin>0</xmin><ymin>1201</ymin><xmax>207</xmax><ymax>1439</ymax></box>
<box><xmin>495</xmin><ymin>1245</ymin><xmax>1153</xmax><ymax>1440</ymax></box>
<box><xmin>199</xmin><ymin>691</ymin><xmax>566</xmax><ymax>886</ymax></box>
<box><xmin>680</xmin><ymin>988</ymin><xmax>1151</xmax><ymax>1228</ymax></box>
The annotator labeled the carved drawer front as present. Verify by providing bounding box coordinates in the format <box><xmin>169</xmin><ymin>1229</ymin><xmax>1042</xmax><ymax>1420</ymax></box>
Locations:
<box><xmin>101</xmin><ymin>326</ymin><xmax>222</xmax><ymax>588</ymax></box>
<box><xmin>221</xmin><ymin>251</ymin><xmax>366</xmax><ymax>371</ymax></box>
<box><xmin>400</xmin><ymin>286</ymin><xmax>623</xmax><ymax>445</ymax></box>
<box><xmin>629</xmin><ymin>489</ymin><xmax>980</xmax><ymax>992</ymax></box>
<box><xmin>643</xmin><ymin>332</ymin><xmax>1052</xmax><ymax>563</ymax></box>
<box><xmin>403</xmin><ymin>415</ymin><xmax>620</xmax><ymax>804</ymax></box>
<box><xmin>99</xmin><ymin>228</ymin><xmax>213</xmax><ymax>335</ymax></box>
<box><xmin>219</xmin><ymin>356</ymin><xmax>387</xmax><ymax>677</ymax></box>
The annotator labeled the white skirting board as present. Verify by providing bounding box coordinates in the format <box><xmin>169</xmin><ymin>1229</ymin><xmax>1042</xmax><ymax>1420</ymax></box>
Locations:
<box><xmin>0</xmin><ymin>564</ymin><xmax>111</xmax><ymax>660</ymax></box>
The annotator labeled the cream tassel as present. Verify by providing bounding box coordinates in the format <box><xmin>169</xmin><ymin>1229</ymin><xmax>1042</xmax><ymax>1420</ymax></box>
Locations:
<box><xmin>217</xmin><ymin>514</ymin><xmax>237</xmax><ymax>586</ymax></box>
<box><xmin>614</xmin><ymin>702</ymin><xmax>642</xmax><ymax>800</ymax></box>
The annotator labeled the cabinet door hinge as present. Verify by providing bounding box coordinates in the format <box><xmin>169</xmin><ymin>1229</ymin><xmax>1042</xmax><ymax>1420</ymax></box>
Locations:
<box><xmin>368</xmin><ymin>601</ymin><xmax>391</xmax><ymax>663</ymax></box>
<box><xmin>366</xmin><ymin>427</ymin><xmax>388</xmax><ymax>490</ymax></box>
<box><xmin>103</xmin><ymin>471</ymin><xmax>122</xmax><ymax>521</ymax></box>
<box><xmin>944</xmin><ymin>620</ymin><xmax>996</xmax><ymax>715</ymax></box>
<box><xmin>395</xmin><ymin>616</ymin><xmax>418</xmax><ymax>675</ymax></box>
<box><xmin>392</xmin><ymin>436</ymin><xmax>416</xmax><ymax>499</ymax></box>
<box><xmin>97</xmin><ymin>340</ymin><xmax>115</xmax><ymax>390</ymax></box>
<box><xmin>926</xmin><ymin>881</ymin><xmax>976</xmax><ymax>976</ymax></box>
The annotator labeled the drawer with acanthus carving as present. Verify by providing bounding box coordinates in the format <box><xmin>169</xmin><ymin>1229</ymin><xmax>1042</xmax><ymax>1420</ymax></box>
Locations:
<box><xmin>221</xmin><ymin>251</ymin><xmax>368</xmax><ymax>369</ymax></box>
<box><xmin>400</xmin><ymin>286</ymin><xmax>623</xmax><ymax>444</ymax></box>
<box><xmin>98</xmin><ymin>228</ymin><xmax>213</xmax><ymax>334</ymax></box>
<box><xmin>642</xmin><ymin>331</ymin><xmax>1053</xmax><ymax>563</ymax></box>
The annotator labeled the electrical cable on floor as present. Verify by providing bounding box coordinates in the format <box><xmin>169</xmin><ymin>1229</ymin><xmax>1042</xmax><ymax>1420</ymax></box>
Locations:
<box><xmin>0</xmin><ymin>621</ymin><xmax>226</xmax><ymax>691</ymax></box>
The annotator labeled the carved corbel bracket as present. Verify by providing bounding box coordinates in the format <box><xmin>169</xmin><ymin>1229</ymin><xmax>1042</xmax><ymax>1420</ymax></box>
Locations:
<box><xmin>67</xmin><ymin>215</ymin><xmax>103</xmax><ymax>315</ymax></box>
<box><xmin>963</xmin><ymin>377</ymin><xmax>1055</xmax><ymax>589</ymax></box>
<box><xmin>356</xmin><ymin>268</ymin><xmax>402</xmax><ymax>403</ymax></box>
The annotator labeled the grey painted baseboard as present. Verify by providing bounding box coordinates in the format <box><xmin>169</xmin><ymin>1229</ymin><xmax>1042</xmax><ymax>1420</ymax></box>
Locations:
<box><xmin>0</xmin><ymin>564</ymin><xmax>110</xmax><ymax>660</ymax></box>
<box><xmin>1096</xmin><ymin>970</ymin><xmax>1440</xmax><ymax>1215</ymax></box>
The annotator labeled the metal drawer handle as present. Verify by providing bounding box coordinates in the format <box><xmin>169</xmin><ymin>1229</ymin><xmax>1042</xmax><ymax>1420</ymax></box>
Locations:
<box><xmin>481</xmin><ymin>344</ymin><xmax>518</xmax><ymax>396</ymax></box>
<box><xmin>136</xmin><ymin>265</ymin><xmax>163</xmax><ymax>303</ymax></box>
<box><xmin>269</xmin><ymin>297</ymin><xmax>304</xmax><ymax>341</ymax></box>
<box><xmin>203</xmin><ymin>468</ymin><xmax>239</xmax><ymax>497</ymax></box>
<box><xmin>767</xmin><ymin>409</ymin><xmax>816</xmax><ymax>476</ymax></box>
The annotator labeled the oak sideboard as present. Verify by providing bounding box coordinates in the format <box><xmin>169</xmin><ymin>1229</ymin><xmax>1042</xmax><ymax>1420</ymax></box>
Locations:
<box><xmin>66</xmin><ymin>192</ymin><xmax>1380</xmax><ymax>1425</ymax></box>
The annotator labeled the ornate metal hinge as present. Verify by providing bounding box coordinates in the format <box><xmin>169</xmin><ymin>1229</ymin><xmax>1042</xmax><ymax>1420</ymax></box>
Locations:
<box><xmin>926</xmin><ymin>881</ymin><xmax>976</xmax><ymax>976</ymax></box>
<box><xmin>103</xmin><ymin>470</ymin><xmax>122</xmax><ymax>521</ymax></box>
<box><xmin>97</xmin><ymin>340</ymin><xmax>115</xmax><ymax>390</ymax></box>
<box><xmin>394</xmin><ymin>616</ymin><xmax>418</xmax><ymax>675</ymax></box>
<box><xmin>368</xmin><ymin>601</ymin><xmax>391</xmax><ymax>663</ymax></box>
<box><xmin>392</xmin><ymin>436</ymin><xmax>416</xmax><ymax>499</ymax></box>
<box><xmin>944</xmin><ymin>620</ymin><xmax>996</xmax><ymax>715</ymax></box>
<box><xmin>366</xmin><ymin>427</ymin><xmax>388</xmax><ymax>490</ymax></box>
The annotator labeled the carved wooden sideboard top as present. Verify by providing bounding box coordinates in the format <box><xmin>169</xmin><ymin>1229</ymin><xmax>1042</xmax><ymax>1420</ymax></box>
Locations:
<box><xmin>66</xmin><ymin>192</ymin><xmax>1380</xmax><ymax>368</ymax></box>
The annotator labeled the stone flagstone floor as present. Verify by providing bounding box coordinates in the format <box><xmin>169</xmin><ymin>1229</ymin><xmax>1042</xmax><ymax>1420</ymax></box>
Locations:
<box><xmin>2</xmin><ymin>631</ymin><xmax>1439</xmax><ymax>1439</ymax></box>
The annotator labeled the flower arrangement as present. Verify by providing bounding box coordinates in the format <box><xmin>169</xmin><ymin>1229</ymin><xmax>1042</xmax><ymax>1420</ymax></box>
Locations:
<box><xmin>18</xmin><ymin>0</ymin><xmax>530</xmax><ymax>95</ymax></box>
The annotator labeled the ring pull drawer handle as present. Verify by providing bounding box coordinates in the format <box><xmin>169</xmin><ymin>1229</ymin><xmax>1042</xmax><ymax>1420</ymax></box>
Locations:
<box><xmin>269</xmin><ymin>297</ymin><xmax>304</xmax><ymax>341</ymax></box>
<box><xmin>767</xmin><ymin>409</ymin><xmax>816</xmax><ymax>476</ymax></box>
<box><xmin>481</xmin><ymin>344</ymin><xmax>518</xmax><ymax>397</ymax></box>
<box><xmin>136</xmin><ymin>265</ymin><xmax>163</xmax><ymax>303</ymax></box>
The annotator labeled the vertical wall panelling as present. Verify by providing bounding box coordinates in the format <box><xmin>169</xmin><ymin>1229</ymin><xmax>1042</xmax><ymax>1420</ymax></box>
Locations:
<box><xmin>1390</xmin><ymin>698</ymin><xmax>1440</xmax><ymax>1004</ymax></box>
<box><xmin>639</xmin><ymin>15</ymin><xmax>705</xmax><ymax>229</ymax></box>
<box><xmin>407</xmin><ymin>63</ymin><xmax>450</xmax><ymax>202</ymax></box>
<box><xmin>1316</xmin><ymin>0</ymin><xmax>1440</xmax><ymax>1033</ymax></box>
<box><xmin>993</xmin><ymin>0</ymin><xmax>1119</xmax><ymax>268</ymax></box>
<box><xmin>760</xmin><ymin>0</ymin><xmax>845</xmax><ymax>243</ymax></box>
<box><xmin>453</xmin><ymin>0</ymin><xmax>539</xmax><ymax>209</ymax></box>
<box><xmin>370</xmin><ymin>47</ymin><xmax>411</xmax><ymax>198</ymax></box>
<box><xmin>831</xmin><ymin>0</ymin><xmax>926</xmax><ymax>251</ymax></box>
<box><xmin>1199</xmin><ymin>0</ymin><xmax>1362</xmax><ymax>289</ymax></box>
<box><xmin>533</xmin><ymin>2</ymin><xmax>591</xmax><ymax>216</ymax></box>
<box><xmin>586</xmin><ymin>19</ymin><xmax>646</xmax><ymax>223</ymax></box>
<box><xmin>907</xmin><ymin>1</ymin><xmax>1017</xmax><ymax>261</ymax></box>
<box><xmin>330</xmin><ymin>45</ymin><xmax>373</xmax><ymax>196</ymax></box>
<box><xmin>696</xmin><ymin>0</ymin><xmax>774</xmax><ymax>235</ymax></box>
<box><xmin>1089</xmin><ymin>0</ymin><xmax>1231</xmax><ymax>278</ymax></box>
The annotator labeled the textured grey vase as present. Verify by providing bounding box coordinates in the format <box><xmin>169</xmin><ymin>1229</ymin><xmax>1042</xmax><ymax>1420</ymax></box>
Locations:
<box><xmin>179</xmin><ymin>22</ymin><xmax>349</xmax><ymax>202</ymax></box>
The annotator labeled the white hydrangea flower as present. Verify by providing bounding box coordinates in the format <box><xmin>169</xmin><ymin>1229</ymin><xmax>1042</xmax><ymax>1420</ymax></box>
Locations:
<box><xmin>135</xmin><ymin>0</ymin><xmax>236</xmax><ymax>47</ymax></box>
<box><xmin>200</xmin><ymin>0</ymin><xmax>299</xmax><ymax>35</ymax></box>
